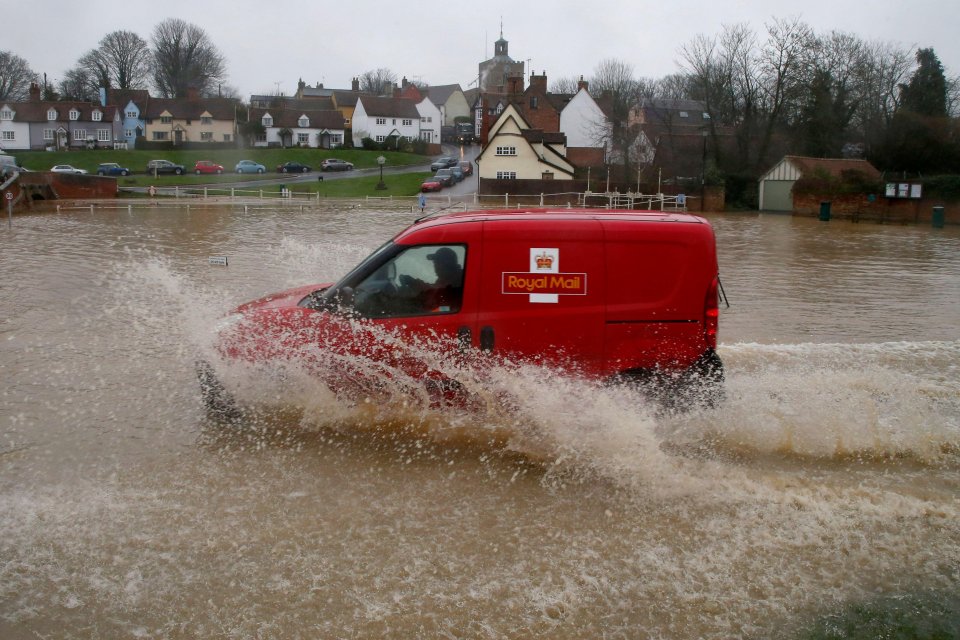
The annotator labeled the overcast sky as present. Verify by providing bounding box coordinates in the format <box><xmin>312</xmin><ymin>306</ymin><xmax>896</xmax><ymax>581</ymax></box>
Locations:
<box><xmin>11</xmin><ymin>0</ymin><xmax>960</xmax><ymax>99</ymax></box>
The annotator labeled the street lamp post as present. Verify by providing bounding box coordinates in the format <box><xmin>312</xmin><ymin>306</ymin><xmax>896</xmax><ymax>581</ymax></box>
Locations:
<box><xmin>376</xmin><ymin>155</ymin><xmax>386</xmax><ymax>190</ymax></box>
<box><xmin>700</xmin><ymin>130</ymin><xmax>708</xmax><ymax>212</ymax></box>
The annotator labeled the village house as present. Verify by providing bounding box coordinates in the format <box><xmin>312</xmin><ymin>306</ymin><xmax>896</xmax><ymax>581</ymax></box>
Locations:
<box><xmin>0</xmin><ymin>83</ymin><xmax>122</xmax><ymax>151</ymax></box>
<box><xmin>142</xmin><ymin>88</ymin><xmax>238</xmax><ymax>146</ymax></box>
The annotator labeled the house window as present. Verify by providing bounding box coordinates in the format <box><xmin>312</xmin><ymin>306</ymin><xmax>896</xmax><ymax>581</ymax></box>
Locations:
<box><xmin>201</xmin><ymin>116</ymin><xmax>212</xmax><ymax>125</ymax></box>
<box><xmin>496</xmin><ymin>171</ymin><xmax>517</xmax><ymax>180</ymax></box>
<box><xmin>1</xmin><ymin>131</ymin><xmax>14</xmax><ymax>141</ymax></box>
<box><xmin>153</xmin><ymin>131</ymin><xmax>169</xmax><ymax>141</ymax></box>
<box><xmin>43</xmin><ymin>129</ymin><xmax>54</xmax><ymax>140</ymax></box>
<box><xmin>98</xmin><ymin>129</ymin><xmax>111</xmax><ymax>141</ymax></box>
<box><xmin>530</xmin><ymin>96</ymin><xmax>538</xmax><ymax>109</ymax></box>
<box><xmin>200</xmin><ymin>132</ymin><xmax>213</xmax><ymax>141</ymax></box>
<box><xmin>703</xmin><ymin>112</ymin><xmax>711</xmax><ymax>119</ymax></box>
<box><xmin>402</xmin><ymin>119</ymin><xmax>412</xmax><ymax>126</ymax></box>
<box><xmin>345</xmin><ymin>118</ymin><xmax>351</xmax><ymax>126</ymax></box>
<box><xmin>297</xmin><ymin>133</ymin><xmax>309</xmax><ymax>144</ymax></box>
<box><xmin>495</xmin><ymin>104</ymin><xmax>503</xmax><ymax>114</ymax></box>
<box><xmin>160</xmin><ymin>115</ymin><xmax>172</xmax><ymax>124</ymax></box>
<box><xmin>330</xmin><ymin>134</ymin><xmax>342</xmax><ymax>144</ymax></box>
<box><xmin>262</xmin><ymin>115</ymin><xmax>273</xmax><ymax>127</ymax></box>
<box><xmin>376</xmin><ymin>118</ymin><xmax>386</xmax><ymax>125</ymax></box>
<box><xmin>375</xmin><ymin>135</ymin><xmax>385</xmax><ymax>142</ymax></box>
<box><xmin>73</xmin><ymin>129</ymin><xmax>86</xmax><ymax>141</ymax></box>
<box><xmin>47</xmin><ymin>109</ymin><xmax>57</xmax><ymax>121</ymax></box>
<box><xmin>0</xmin><ymin>109</ymin><xmax>12</xmax><ymax>120</ymax></box>
<box><xmin>223</xmin><ymin>134</ymin><xmax>232</xmax><ymax>142</ymax></box>
<box><xmin>69</xmin><ymin>109</ymin><xmax>80</xmax><ymax>121</ymax></box>
<box><xmin>679</xmin><ymin>111</ymin><xmax>689</xmax><ymax>118</ymax></box>
<box><xmin>392</xmin><ymin>119</ymin><xmax>396</xmax><ymax>125</ymax></box>
<box><xmin>298</xmin><ymin>116</ymin><xmax>309</xmax><ymax>127</ymax></box>
<box><xmin>92</xmin><ymin>111</ymin><xmax>102</xmax><ymax>122</ymax></box>
<box><xmin>124</xmin><ymin>129</ymin><xmax>134</xmax><ymax>138</ymax></box>
<box><xmin>255</xmin><ymin>133</ymin><xmax>267</xmax><ymax>142</ymax></box>
<box><xmin>495</xmin><ymin>146</ymin><xmax>517</xmax><ymax>156</ymax></box>
<box><xmin>126</xmin><ymin>110</ymin><xmax>137</xmax><ymax>119</ymax></box>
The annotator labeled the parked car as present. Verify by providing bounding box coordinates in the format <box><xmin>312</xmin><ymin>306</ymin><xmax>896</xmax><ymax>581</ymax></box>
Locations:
<box><xmin>459</xmin><ymin>161</ymin><xmax>473</xmax><ymax>177</ymax></box>
<box><xmin>0</xmin><ymin>153</ymin><xmax>17</xmax><ymax>178</ymax></box>
<box><xmin>421</xmin><ymin>177</ymin><xmax>443</xmax><ymax>192</ymax></box>
<box><xmin>277</xmin><ymin>161</ymin><xmax>312</xmax><ymax>173</ymax></box>
<box><xmin>51</xmin><ymin>164</ymin><xmax>87</xmax><ymax>175</ymax></box>
<box><xmin>147</xmin><ymin>159</ymin><xmax>185</xmax><ymax>175</ymax></box>
<box><xmin>321</xmin><ymin>158</ymin><xmax>354</xmax><ymax>172</ymax></box>
<box><xmin>448</xmin><ymin>166</ymin><xmax>464</xmax><ymax>182</ymax></box>
<box><xmin>434</xmin><ymin>168</ymin><xmax>455</xmax><ymax>186</ymax></box>
<box><xmin>198</xmin><ymin>209</ymin><xmax>724</xmax><ymax>417</ymax></box>
<box><xmin>430</xmin><ymin>156</ymin><xmax>456</xmax><ymax>171</ymax></box>
<box><xmin>234</xmin><ymin>160</ymin><xmax>266</xmax><ymax>174</ymax></box>
<box><xmin>194</xmin><ymin>160</ymin><xmax>224</xmax><ymax>175</ymax></box>
<box><xmin>96</xmin><ymin>162</ymin><xmax>130</xmax><ymax>176</ymax></box>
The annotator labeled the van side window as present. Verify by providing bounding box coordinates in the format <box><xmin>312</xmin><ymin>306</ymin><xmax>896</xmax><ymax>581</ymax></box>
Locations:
<box><xmin>352</xmin><ymin>245</ymin><xmax>465</xmax><ymax>318</ymax></box>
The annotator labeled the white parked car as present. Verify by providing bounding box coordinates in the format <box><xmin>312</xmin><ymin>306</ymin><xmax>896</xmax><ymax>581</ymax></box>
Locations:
<box><xmin>50</xmin><ymin>164</ymin><xmax>88</xmax><ymax>175</ymax></box>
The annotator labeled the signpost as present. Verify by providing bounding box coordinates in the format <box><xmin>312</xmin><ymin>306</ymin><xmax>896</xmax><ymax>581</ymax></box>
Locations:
<box><xmin>5</xmin><ymin>190</ymin><xmax>12</xmax><ymax>229</ymax></box>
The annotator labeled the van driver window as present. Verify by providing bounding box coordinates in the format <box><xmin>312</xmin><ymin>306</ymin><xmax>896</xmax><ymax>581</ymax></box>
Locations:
<box><xmin>352</xmin><ymin>245</ymin><xmax>465</xmax><ymax>318</ymax></box>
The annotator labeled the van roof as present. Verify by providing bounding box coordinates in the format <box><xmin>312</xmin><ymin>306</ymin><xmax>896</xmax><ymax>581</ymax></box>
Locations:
<box><xmin>407</xmin><ymin>208</ymin><xmax>707</xmax><ymax>233</ymax></box>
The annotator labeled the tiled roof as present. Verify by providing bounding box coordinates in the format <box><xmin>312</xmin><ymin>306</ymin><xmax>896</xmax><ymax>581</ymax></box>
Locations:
<box><xmin>785</xmin><ymin>156</ymin><xmax>881</xmax><ymax>180</ymax></box>
<box><xmin>250</xmin><ymin>107</ymin><xmax>345</xmax><ymax>129</ymax></box>
<box><xmin>144</xmin><ymin>96</ymin><xmax>237</xmax><ymax>120</ymax></box>
<box><xmin>106</xmin><ymin>89</ymin><xmax>149</xmax><ymax>108</ymax></box>
<box><xmin>427</xmin><ymin>84</ymin><xmax>462</xmax><ymax>104</ymax></box>
<box><xmin>357</xmin><ymin>96</ymin><xmax>421</xmax><ymax>119</ymax></box>
<box><xmin>3</xmin><ymin>101</ymin><xmax>117</xmax><ymax>122</ymax></box>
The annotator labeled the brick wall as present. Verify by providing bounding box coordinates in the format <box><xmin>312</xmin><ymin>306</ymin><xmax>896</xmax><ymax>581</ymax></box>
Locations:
<box><xmin>793</xmin><ymin>193</ymin><xmax>959</xmax><ymax>224</ymax></box>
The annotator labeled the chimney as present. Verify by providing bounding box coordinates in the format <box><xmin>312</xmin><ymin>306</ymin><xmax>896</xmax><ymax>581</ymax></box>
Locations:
<box><xmin>507</xmin><ymin>74</ymin><xmax>524</xmax><ymax>96</ymax></box>
<box><xmin>402</xmin><ymin>76</ymin><xmax>408</xmax><ymax>88</ymax></box>
<box><xmin>29</xmin><ymin>82</ymin><xmax>41</xmax><ymax>102</ymax></box>
<box><xmin>186</xmin><ymin>86</ymin><xmax>199</xmax><ymax>100</ymax></box>
<box><xmin>352</xmin><ymin>77</ymin><xmax>360</xmax><ymax>91</ymax></box>
<box><xmin>529</xmin><ymin>71</ymin><xmax>548</xmax><ymax>92</ymax></box>
<box><xmin>577</xmin><ymin>75</ymin><xmax>589</xmax><ymax>92</ymax></box>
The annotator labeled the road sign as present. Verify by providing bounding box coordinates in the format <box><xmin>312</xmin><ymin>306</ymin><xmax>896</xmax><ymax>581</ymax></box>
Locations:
<box><xmin>4</xmin><ymin>192</ymin><xmax>12</xmax><ymax>200</ymax></box>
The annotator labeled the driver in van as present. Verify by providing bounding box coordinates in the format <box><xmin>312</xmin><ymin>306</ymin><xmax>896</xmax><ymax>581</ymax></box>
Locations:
<box><xmin>400</xmin><ymin>246</ymin><xmax>463</xmax><ymax>313</ymax></box>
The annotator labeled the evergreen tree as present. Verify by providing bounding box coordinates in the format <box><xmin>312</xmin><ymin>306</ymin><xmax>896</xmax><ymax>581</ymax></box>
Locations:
<box><xmin>899</xmin><ymin>48</ymin><xmax>947</xmax><ymax>117</ymax></box>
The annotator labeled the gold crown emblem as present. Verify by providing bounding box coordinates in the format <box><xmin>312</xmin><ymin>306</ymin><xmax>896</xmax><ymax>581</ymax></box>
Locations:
<box><xmin>535</xmin><ymin>252</ymin><xmax>553</xmax><ymax>269</ymax></box>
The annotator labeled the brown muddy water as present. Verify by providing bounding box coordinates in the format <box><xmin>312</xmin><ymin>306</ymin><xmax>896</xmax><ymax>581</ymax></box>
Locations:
<box><xmin>1</xmin><ymin>204</ymin><xmax>958</xmax><ymax>639</ymax></box>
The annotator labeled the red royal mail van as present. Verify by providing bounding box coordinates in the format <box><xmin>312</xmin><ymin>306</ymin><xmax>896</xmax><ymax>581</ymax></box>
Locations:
<box><xmin>199</xmin><ymin>208</ymin><xmax>723</xmax><ymax>415</ymax></box>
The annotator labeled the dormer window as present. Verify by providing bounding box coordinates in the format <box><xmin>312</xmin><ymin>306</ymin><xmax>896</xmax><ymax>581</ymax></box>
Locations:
<box><xmin>92</xmin><ymin>110</ymin><xmax>102</xmax><ymax>122</ymax></box>
<box><xmin>201</xmin><ymin>116</ymin><xmax>212</xmax><ymax>125</ymax></box>
<box><xmin>47</xmin><ymin>109</ymin><xmax>57</xmax><ymax>121</ymax></box>
<box><xmin>298</xmin><ymin>115</ymin><xmax>309</xmax><ymax>128</ymax></box>
<box><xmin>160</xmin><ymin>115</ymin><xmax>172</xmax><ymax>124</ymax></box>
<box><xmin>0</xmin><ymin>108</ymin><xmax>12</xmax><ymax>121</ymax></box>
<box><xmin>69</xmin><ymin>109</ymin><xmax>80</xmax><ymax>121</ymax></box>
<box><xmin>262</xmin><ymin>114</ymin><xmax>273</xmax><ymax>127</ymax></box>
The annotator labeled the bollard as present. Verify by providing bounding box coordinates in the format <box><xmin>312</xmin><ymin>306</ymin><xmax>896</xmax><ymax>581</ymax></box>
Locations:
<box><xmin>819</xmin><ymin>201</ymin><xmax>831</xmax><ymax>221</ymax></box>
<box><xmin>932</xmin><ymin>205</ymin><xmax>945</xmax><ymax>229</ymax></box>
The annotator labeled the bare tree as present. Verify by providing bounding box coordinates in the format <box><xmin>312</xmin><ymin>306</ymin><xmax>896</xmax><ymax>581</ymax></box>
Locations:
<box><xmin>151</xmin><ymin>18</ymin><xmax>226</xmax><ymax>98</ymax></box>
<box><xmin>96</xmin><ymin>30</ymin><xmax>151</xmax><ymax>90</ymax></box>
<box><xmin>590</xmin><ymin>58</ymin><xmax>644</xmax><ymax>179</ymax></box>
<box><xmin>58</xmin><ymin>66</ymin><xmax>100</xmax><ymax>102</ymax></box>
<box><xmin>359</xmin><ymin>68</ymin><xmax>397</xmax><ymax>96</ymax></box>
<box><xmin>0</xmin><ymin>50</ymin><xmax>36</xmax><ymax>101</ymax></box>
<box><xmin>550</xmin><ymin>76</ymin><xmax>581</xmax><ymax>94</ymax></box>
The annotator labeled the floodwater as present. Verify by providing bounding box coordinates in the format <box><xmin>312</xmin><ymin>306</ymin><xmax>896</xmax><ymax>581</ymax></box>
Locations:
<box><xmin>1</xmin><ymin>203</ymin><xmax>958</xmax><ymax>639</ymax></box>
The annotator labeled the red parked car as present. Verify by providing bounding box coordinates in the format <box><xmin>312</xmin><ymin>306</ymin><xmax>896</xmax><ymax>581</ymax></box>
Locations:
<box><xmin>198</xmin><ymin>209</ymin><xmax>723</xmax><ymax>416</ymax></box>
<box><xmin>421</xmin><ymin>177</ymin><xmax>443</xmax><ymax>192</ymax></box>
<box><xmin>194</xmin><ymin>160</ymin><xmax>224</xmax><ymax>175</ymax></box>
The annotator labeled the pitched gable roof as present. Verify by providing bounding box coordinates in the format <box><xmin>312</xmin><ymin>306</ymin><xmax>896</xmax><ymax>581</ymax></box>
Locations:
<box><xmin>356</xmin><ymin>96</ymin><xmax>421</xmax><ymax>119</ymax></box>
<box><xmin>427</xmin><ymin>84</ymin><xmax>463</xmax><ymax>104</ymax></box>
<box><xmin>144</xmin><ymin>96</ymin><xmax>237</xmax><ymax>120</ymax></box>
<box><xmin>783</xmin><ymin>156</ymin><xmax>881</xmax><ymax>180</ymax></box>
<box><xmin>250</xmin><ymin>106</ymin><xmax>345</xmax><ymax>129</ymax></box>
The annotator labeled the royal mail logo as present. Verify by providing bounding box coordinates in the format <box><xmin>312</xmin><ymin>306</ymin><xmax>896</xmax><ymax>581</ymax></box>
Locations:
<box><xmin>534</xmin><ymin>251</ymin><xmax>554</xmax><ymax>270</ymax></box>
<box><xmin>502</xmin><ymin>272</ymin><xmax>588</xmax><ymax>296</ymax></box>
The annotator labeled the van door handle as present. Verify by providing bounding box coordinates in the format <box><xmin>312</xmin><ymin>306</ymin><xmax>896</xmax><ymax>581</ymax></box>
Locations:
<box><xmin>480</xmin><ymin>326</ymin><xmax>495</xmax><ymax>353</ymax></box>
<box><xmin>457</xmin><ymin>326</ymin><xmax>471</xmax><ymax>352</ymax></box>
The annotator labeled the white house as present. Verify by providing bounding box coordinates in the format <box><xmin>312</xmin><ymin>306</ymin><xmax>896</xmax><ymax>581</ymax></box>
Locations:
<box><xmin>0</xmin><ymin>103</ymin><xmax>31</xmax><ymax>150</ymax></box>
<box><xmin>352</xmin><ymin>96</ymin><xmax>424</xmax><ymax>146</ymax></box>
<box><xmin>559</xmin><ymin>84</ymin><xmax>610</xmax><ymax>167</ymax></box>
<box><xmin>415</xmin><ymin>97</ymin><xmax>441</xmax><ymax>144</ymax></box>
<box><xmin>475</xmin><ymin>103</ymin><xmax>574</xmax><ymax>182</ymax></box>
<box><xmin>250</xmin><ymin>107</ymin><xmax>346</xmax><ymax>148</ymax></box>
